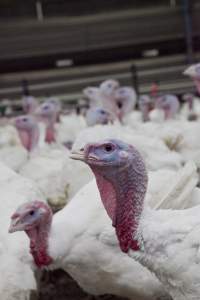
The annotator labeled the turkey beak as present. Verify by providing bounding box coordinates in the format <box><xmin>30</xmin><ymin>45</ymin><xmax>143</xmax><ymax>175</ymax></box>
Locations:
<box><xmin>70</xmin><ymin>149</ymin><xmax>99</xmax><ymax>162</ymax></box>
<box><xmin>9</xmin><ymin>217</ymin><xmax>22</xmax><ymax>233</ymax></box>
<box><xmin>183</xmin><ymin>66</ymin><xmax>195</xmax><ymax>77</ymax></box>
<box><xmin>70</xmin><ymin>149</ymin><xmax>85</xmax><ymax>161</ymax></box>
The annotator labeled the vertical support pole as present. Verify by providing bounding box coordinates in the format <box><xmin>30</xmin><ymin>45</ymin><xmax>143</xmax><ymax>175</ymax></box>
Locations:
<box><xmin>131</xmin><ymin>64</ymin><xmax>139</xmax><ymax>95</ymax></box>
<box><xmin>182</xmin><ymin>0</ymin><xmax>194</xmax><ymax>63</ymax></box>
<box><xmin>170</xmin><ymin>0</ymin><xmax>176</xmax><ymax>8</ymax></box>
<box><xmin>36</xmin><ymin>0</ymin><xmax>44</xmax><ymax>22</ymax></box>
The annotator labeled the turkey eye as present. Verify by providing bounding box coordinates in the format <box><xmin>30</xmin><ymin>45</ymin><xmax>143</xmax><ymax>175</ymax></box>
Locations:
<box><xmin>23</xmin><ymin>118</ymin><xmax>28</xmax><ymax>122</ymax></box>
<box><xmin>29</xmin><ymin>210</ymin><xmax>35</xmax><ymax>216</ymax></box>
<box><xmin>43</xmin><ymin>105</ymin><xmax>49</xmax><ymax>110</ymax></box>
<box><xmin>100</xmin><ymin>110</ymin><xmax>105</xmax><ymax>115</ymax></box>
<box><xmin>117</xmin><ymin>101</ymin><xmax>123</xmax><ymax>109</ymax></box>
<box><xmin>104</xmin><ymin>144</ymin><xmax>114</xmax><ymax>152</ymax></box>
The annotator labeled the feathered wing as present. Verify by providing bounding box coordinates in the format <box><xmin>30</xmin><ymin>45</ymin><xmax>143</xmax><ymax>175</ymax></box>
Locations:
<box><xmin>154</xmin><ymin>161</ymin><xmax>198</xmax><ymax>210</ymax></box>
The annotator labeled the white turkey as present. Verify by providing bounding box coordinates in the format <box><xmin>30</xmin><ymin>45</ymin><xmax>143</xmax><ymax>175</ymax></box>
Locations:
<box><xmin>13</xmin><ymin>115</ymin><xmax>92</xmax><ymax>207</ymax></box>
<box><xmin>0</xmin><ymin>161</ymin><xmax>44</xmax><ymax>300</ymax></box>
<box><xmin>184</xmin><ymin>63</ymin><xmax>200</xmax><ymax>95</ymax></box>
<box><xmin>74</xmin><ymin>139</ymin><xmax>200</xmax><ymax>300</ymax></box>
<box><xmin>9</xmin><ymin>156</ymin><xmax>199</xmax><ymax>300</ymax></box>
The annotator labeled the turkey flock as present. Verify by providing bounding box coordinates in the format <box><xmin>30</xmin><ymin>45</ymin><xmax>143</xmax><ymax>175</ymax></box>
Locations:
<box><xmin>1</xmin><ymin>63</ymin><xmax>200</xmax><ymax>300</ymax></box>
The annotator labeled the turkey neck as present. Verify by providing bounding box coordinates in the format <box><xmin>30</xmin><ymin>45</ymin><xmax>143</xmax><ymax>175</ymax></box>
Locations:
<box><xmin>25</xmin><ymin>213</ymin><xmax>53</xmax><ymax>268</ymax></box>
<box><xmin>142</xmin><ymin>105</ymin><xmax>150</xmax><ymax>122</ymax></box>
<box><xmin>19</xmin><ymin>125</ymin><xmax>39</xmax><ymax>152</ymax></box>
<box><xmin>194</xmin><ymin>78</ymin><xmax>200</xmax><ymax>95</ymax></box>
<box><xmin>30</xmin><ymin>125</ymin><xmax>39</xmax><ymax>150</ymax></box>
<box><xmin>164</xmin><ymin>107</ymin><xmax>171</xmax><ymax>120</ymax></box>
<box><xmin>188</xmin><ymin>97</ymin><xmax>193</xmax><ymax>110</ymax></box>
<box><xmin>91</xmin><ymin>150</ymin><xmax>148</xmax><ymax>253</ymax></box>
<box><xmin>45</xmin><ymin>117</ymin><xmax>56</xmax><ymax>143</ymax></box>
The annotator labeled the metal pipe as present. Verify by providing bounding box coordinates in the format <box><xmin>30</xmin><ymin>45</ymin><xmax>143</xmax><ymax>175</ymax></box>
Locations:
<box><xmin>182</xmin><ymin>0</ymin><xmax>194</xmax><ymax>63</ymax></box>
<box><xmin>130</xmin><ymin>64</ymin><xmax>139</xmax><ymax>95</ymax></box>
<box><xmin>36</xmin><ymin>0</ymin><xmax>44</xmax><ymax>22</ymax></box>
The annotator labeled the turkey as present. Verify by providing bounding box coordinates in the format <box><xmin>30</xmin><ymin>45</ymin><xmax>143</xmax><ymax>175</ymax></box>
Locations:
<box><xmin>99</xmin><ymin>79</ymin><xmax>120</xmax><ymax>118</ymax></box>
<box><xmin>114</xmin><ymin>86</ymin><xmax>137</xmax><ymax>122</ymax></box>
<box><xmin>10</xmin><ymin>155</ymin><xmax>200</xmax><ymax>300</ymax></box>
<box><xmin>0</xmin><ymin>123</ymin><xmax>21</xmax><ymax>148</ymax></box>
<box><xmin>134</xmin><ymin>118</ymin><xmax>200</xmax><ymax>169</ymax></box>
<box><xmin>83</xmin><ymin>80</ymin><xmax>136</xmax><ymax>123</ymax></box>
<box><xmin>86</xmin><ymin>107</ymin><xmax>114</xmax><ymax>126</ymax></box>
<box><xmin>9</xmin><ymin>182</ymin><xmax>169</xmax><ymax>300</ymax></box>
<box><xmin>21</xmin><ymin>79</ymin><xmax>38</xmax><ymax>114</ymax></box>
<box><xmin>36</xmin><ymin>101</ymin><xmax>86</xmax><ymax>147</ymax></box>
<box><xmin>138</xmin><ymin>95</ymin><xmax>153</xmax><ymax>122</ymax></box>
<box><xmin>181</xmin><ymin>93</ymin><xmax>200</xmax><ymax>120</ymax></box>
<box><xmin>184</xmin><ymin>63</ymin><xmax>200</xmax><ymax>95</ymax></box>
<box><xmin>0</xmin><ymin>161</ymin><xmax>44</xmax><ymax>300</ymax></box>
<box><xmin>14</xmin><ymin>114</ymin><xmax>92</xmax><ymax>207</ymax></box>
<box><xmin>22</xmin><ymin>95</ymin><xmax>38</xmax><ymax>115</ymax></box>
<box><xmin>0</xmin><ymin>120</ymin><xmax>29</xmax><ymax>171</ymax></box>
<box><xmin>45</xmin><ymin>96</ymin><xmax>62</xmax><ymax>122</ymax></box>
<box><xmin>155</xmin><ymin>94</ymin><xmax>180</xmax><ymax>119</ymax></box>
<box><xmin>83</xmin><ymin>86</ymin><xmax>102</xmax><ymax>108</ymax></box>
<box><xmin>74</xmin><ymin>139</ymin><xmax>200</xmax><ymax>300</ymax></box>
<box><xmin>15</xmin><ymin>115</ymin><xmax>40</xmax><ymax>152</ymax></box>
<box><xmin>35</xmin><ymin>101</ymin><xmax>57</xmax><ymax>144</ymax></box>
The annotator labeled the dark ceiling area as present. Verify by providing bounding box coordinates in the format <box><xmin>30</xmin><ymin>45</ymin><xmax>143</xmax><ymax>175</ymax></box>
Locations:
<box><xmin>0</xmin><ymin>1</ymin><xmax>199</xmax><ymax>72</ymax></box>
<box><xmin>0</xmin><ymin>0</ymin><xmax>183</xmax><ymax>19</ymax></box>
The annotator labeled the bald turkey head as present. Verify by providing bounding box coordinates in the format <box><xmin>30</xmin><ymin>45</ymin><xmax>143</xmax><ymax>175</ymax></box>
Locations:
<box><xmin>155</xmin><ymin>94</ymin><xmax>180</xmax><ymax>119</ymax></box>
<box><xmin>184</xmin><ymin>63</ymin><xmax>200</xmax><ymax>96</ymax></box>
<box><xmin>86</xmin><ymin>107</ymin><xmax>114</xmax><ymax>126</ymax></box>
<box><xmin>36</xmin><ymin>102</ymin><xmax>57</xmax><ymax>143</ymax></box>
<box><xmin>9</xmin><ymin>201</ymin><xmax>53</xmax><ymax>268</ymax></box>
<box><xmin>114</xmin><ymin>87</ymin><xmax>137</xmax><ymax>120</ymax></box>
<box><xmin>15</xmin><ymin>115</ymin><xmax>39</xmax><ymax>152</ymax></box>
<box><xmin>71</xmin><ymin>139</ymin><xmax>148</xmax><ymax>253</ymax></box>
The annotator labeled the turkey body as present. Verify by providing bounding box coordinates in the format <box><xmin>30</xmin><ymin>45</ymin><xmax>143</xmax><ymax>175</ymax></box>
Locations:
<box><xmin>131</xmin><ymin>205</ymin><xmax>200</xmax><ymax>300</ymax></box>
<box><xmin>47</xmin><ymin>179</ymin><xmax>170</xmax><ymax>300</ymax></box>
<box><xmin>47</xmin><ymin>160</ymin><xmax>199</xmax><ymax>298</ymax></box>
<box><xmin>77</xmin><ymin>139</ymin><xmax>200</xmax><ymax>300</ymax></box>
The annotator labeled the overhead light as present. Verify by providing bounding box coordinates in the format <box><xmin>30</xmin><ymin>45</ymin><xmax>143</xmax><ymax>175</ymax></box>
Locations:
<box><xmin>55</xmin><ymin>59</ymin><xmax>73</xmax><ymax>67</ymax></box>
<box><xmin>142</xmin><ymin>49</ymin><xmax>159</xmax><ymax>57</ymax></box>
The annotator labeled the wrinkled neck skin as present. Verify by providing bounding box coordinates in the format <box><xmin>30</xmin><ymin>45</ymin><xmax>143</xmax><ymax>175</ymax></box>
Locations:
<box><xmin>45</xmin><ymin>118</ymin><xmax>56</xmax><ymax>144</ymax></box>
<box><xmin>194</xmin><ymin>77</ymin><xmax>200</xmax><ymax>96</ymax></box>
<box><xmin>28</xmin><ymin>103</ymin><xmax>36</xmax><ymax>114</ymax></box>
<box><xmin>56</xmin><ymin>112</ymin><xmax>61</xmax><ymax>123</ymax></box>
<box><xmin>91</xmin><ymin>155</ymin><xmax>148</xmax><ymax>253</ymax></box>
<box><xmin>25</xmin><ymin>215</ymin><xmax>53</xmax><ymax>268</ymax></box>
<box><xmin>19</xmin><ymin>126</ymin><xmax>39</xmax><ymax>152</ymax></box>
<box><xmin>164</xmin><ymin>107</ymin><xmax>172</xmax><ymax>120</ymax></box>
<box><xmin>141</xmin><ymin>105</ymin><xmax>150</xmax><ymax>122</ymax></box>
<box><xmin>186</xmin><ymin>96</ymin><xmax>193</xmax><ymax>110</ymax></box>
<box><xmin>115</xmin><ymin>98</ymin><xmax>126</xmax><ymax>122</ymax></box>
<box><xmin>101</xmin><ymin>94</ymin><xmax>120</xmax><ymax>120</ymax></box>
